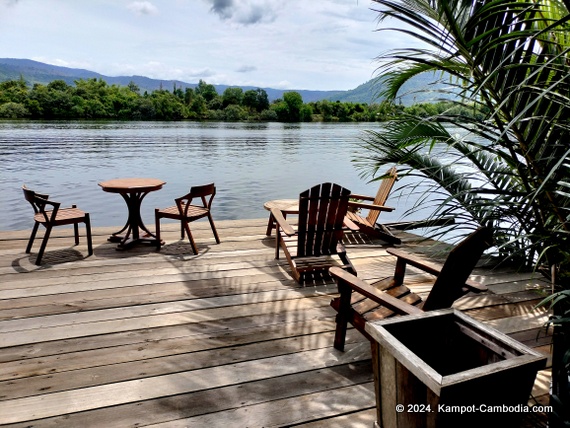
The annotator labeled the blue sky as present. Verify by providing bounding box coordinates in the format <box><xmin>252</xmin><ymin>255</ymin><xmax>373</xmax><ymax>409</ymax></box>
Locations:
<box><xmin>0</xmin><ymin>0</ymin><xmax>411</xmax><ymax>90</ymax></box>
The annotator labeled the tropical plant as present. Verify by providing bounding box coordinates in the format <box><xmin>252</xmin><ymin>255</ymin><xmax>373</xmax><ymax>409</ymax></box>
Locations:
<box><xmin>357</xmin><ymin>0</ymin><xmax>570</xmax><ymax>423</ymax></box>
<box><xmin>357</xmin><ymin>0</ymin><xmax>570</xmax><ymax>270</ymax></box>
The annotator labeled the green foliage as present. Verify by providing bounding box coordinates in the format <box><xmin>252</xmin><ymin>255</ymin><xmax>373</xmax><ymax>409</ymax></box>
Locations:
<box><xmin>0</xmin><ymin>102</ymin><xmax>29</xmax><ymax>118</ymax></box>
<box><xmin>243</xmin><ymin>88</ymin><xmax>269</xmax><ymax>112</ymax></box>
<box><xmin>195</xmin><ymin>79</ymin><xmax>218</xmax><ymax>103</ymax></box>
<box><xmin>357</xmin><ymin>0</ymin><xmax>570</xmax><ymax>275</ymax></box>
<box><xmin>222</xmin><ymin>87</ymin><xmax>244</xmax><ymax>108</ymax></box>
<box><xmin>0</xmin><ymin>76</ymin><xmax>485</xmax><ymax>123</ymax></box>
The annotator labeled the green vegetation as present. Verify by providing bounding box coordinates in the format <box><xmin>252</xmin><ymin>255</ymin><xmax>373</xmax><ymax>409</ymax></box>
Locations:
<box><xmin>0</xmin><ymin>76</ymin><xmax>483</xmax><ymax>122</ymax></box>
<box><xmin>358</xmin><ymin>0</ymin><xmax>570</xmax><ymax>421</ymax></box>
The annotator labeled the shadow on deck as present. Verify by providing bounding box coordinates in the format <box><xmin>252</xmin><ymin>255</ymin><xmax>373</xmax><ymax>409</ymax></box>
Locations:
<box><xmin>0</xmin><ymin>219</ymin><xmax>552</xmax><ymax>427</ymax></box>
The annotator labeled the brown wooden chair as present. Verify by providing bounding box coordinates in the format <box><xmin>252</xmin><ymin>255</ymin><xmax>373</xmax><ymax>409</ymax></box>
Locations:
<box><xmin>346</xmin><ymin>167</ymin><xmax>399</xmax><ymax>244</ymax></box>
<box><xmin>330</xmin><ymin>226</ymin><xmax>493</xmax><ymax>350</ymax></box>
<box><xmin>272</xmin><ymin>182</ymin><xmax>356</xmax><ymax>285</ymax></box>
<box><xmin>155</xmin><ymin>183</ymin><xmax>220</xmax><ymax>254</ymax></box>
<box><xmin>22</xmin><ymin>185</ymin><xmax>93</xmax><ymax>265</ymax></box>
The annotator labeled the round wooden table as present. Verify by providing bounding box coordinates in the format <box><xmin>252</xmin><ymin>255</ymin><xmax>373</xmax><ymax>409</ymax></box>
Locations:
<box><xmin>263</xmin><ymin>199</ymin><xmax>299</xmax><ymax>236</ymax></box>
<box><xmin>99</xmin><ymin>178</ymin><xmax>166</xmax><ymax>249</ymax></box>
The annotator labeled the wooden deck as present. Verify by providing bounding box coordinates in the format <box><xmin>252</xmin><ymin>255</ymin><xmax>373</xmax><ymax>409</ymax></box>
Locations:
<box><xmin>0</xmin><ymin>218</ymin><xmax>553</xmax><ymax>427</ymax></box>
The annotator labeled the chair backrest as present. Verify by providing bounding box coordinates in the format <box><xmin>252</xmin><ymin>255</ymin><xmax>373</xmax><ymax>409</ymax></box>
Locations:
<box><xmin>422</xmin><ymin>226</ymin><xmax>494</xmax><ymax>311</ymax></box>
<box><xmin>176</xmin><ymin>183</ymin><xmax>216</xmax><ymax>215</ymax></box>
<box><xmin>22</xmin><ymin>185</ymin><xmax>59</xmax><ymax>222</ymax></box>
<box><xmin>366</xmin><ymin>167</ymin><xmax>397</xmax><ymax>225</ymax></box>
<box><xmin>297</xmin><ymin>183</ymin><xmax>351</xmax><ymax>258</ymax></box>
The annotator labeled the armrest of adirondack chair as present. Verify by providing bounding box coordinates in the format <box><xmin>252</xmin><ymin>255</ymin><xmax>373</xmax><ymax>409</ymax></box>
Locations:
<box><xmin>347</xmin><ymin>200</ymin><xmax>395</xmax><ymax>212</ymax></box>
<box><xmin>330</xmin><ymin>266</ymin><xmax>424</xmax><ymax>316</ymax></box>
<box><xmin>270</xmin><ymin>207</ymin><xmax>296</xmax><ymax>236</ymax></box>
<box><xmin>386</xmin><ymin>248</ymin><xmax>487</xmax><ymax>293</ymax></box>
<box><xmin>343</xmin><ymin>217</ymin><xmax>360</xmax><ymax>232</ymax></box>
<box><xmin>349</xmin><ymin>193</ymin><xmax>376</xmax><ymax>201</ymax></box>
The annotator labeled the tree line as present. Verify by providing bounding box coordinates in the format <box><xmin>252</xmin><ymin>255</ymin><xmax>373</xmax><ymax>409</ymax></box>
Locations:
<box><xmin>0</xmin><ymin>77</ymin><xmax>480</xmax><ymax>122</ymax></box>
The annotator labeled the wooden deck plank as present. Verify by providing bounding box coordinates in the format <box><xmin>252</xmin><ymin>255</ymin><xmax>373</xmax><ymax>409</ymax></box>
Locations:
<box><xmin>0</xmin><ymin>221</ymin><xmax>553</xmax><ymax>427</ymax></box>
<box><xmin>0</xmin><ymin>342</ymin><xmax>371</xmax><ymax>424</ymax></box>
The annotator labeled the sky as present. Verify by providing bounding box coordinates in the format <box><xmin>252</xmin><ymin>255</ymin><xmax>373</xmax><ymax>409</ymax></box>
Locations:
<box><xmin>0</xmin><ymin>0</ymin><xmax>410</xmax><ymax>91</ymax></box>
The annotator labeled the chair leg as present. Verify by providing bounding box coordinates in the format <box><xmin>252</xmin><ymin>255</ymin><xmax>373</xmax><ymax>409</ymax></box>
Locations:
<box><xmin>85</xmin><ymin>214</ymin><xmax>93</xmax><ymax>256</ymax></box>
<box><xmin>333</xmin><ymin>280</ymin><xmax>352</xmax><ymax>351</ymax></box>
<box><xmin>183</xmin><ymin>221</ymin><xmax>199</xmax><ymax>255</ymax></box>
<box><xmin>275</xmin><ymin>233</ymin><xmax>280</xmax><ymax>259</ymax></box>
<box><xmin>36</xmin><ymin>225</ymin><xmax>53</xmax><ymax>265</ymax></box>
<box><xmin>207</xmin><ymin>214</ymin><xmax>221</xmax><ymax>244</ymax></box>
<box><xmin>26</xmin><ymin>222</ymin><xmax>40</xmax><ymax>254</ymax></box>
<box><xmin>73</xmin><ymin>223</ymin><xmax>79</xmax><ymax>245</ymax></box>
<box><xmin>154</xmin><ymin>210</ymin><xmax>162</xmax><ymax>250</ymax></box>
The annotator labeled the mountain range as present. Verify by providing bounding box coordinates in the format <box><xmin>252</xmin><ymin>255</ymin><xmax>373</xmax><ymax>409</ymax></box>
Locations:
<box><xmin>0</xmin><ymin>58</ymin><xmax>438</xmax><ymax>105</ymax></box>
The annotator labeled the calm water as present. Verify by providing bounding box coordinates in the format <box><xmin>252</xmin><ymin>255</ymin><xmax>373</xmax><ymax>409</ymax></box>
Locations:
<box><xmin>1</xmin><ymin>120</ymin><xmax>423</xmax><ymax>231</ymax></box>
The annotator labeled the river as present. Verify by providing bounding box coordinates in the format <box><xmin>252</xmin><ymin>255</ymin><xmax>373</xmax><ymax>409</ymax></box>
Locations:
<box><xmin>1</xmin><ymin>120</ymin><xmax>429</xmax><ymax>231</ymax></box>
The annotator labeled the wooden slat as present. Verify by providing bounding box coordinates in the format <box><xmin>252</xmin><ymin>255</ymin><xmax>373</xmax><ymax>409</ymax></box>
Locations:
<box><xmin>0</xmin><ymin>220</ymin><xmax>553</xmax><ymax>427</ymax></box>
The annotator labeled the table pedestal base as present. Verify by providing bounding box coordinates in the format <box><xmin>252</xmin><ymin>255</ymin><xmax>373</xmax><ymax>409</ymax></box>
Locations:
<box><xmin>107</xmin><ymin>191</ymin><xmax>158</xmax><ymax>250</ymax></box>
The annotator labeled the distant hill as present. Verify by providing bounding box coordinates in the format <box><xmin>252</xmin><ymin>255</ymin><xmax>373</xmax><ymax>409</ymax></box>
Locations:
<box><xmin>0</xmin><ymin>58</ymin><xmax>449</xmax><ymax>105</ymax></box>
<box><xmin>0</xmin><ymin>58</ymin><xmax>346</xmax><ymax>103</ymax></box>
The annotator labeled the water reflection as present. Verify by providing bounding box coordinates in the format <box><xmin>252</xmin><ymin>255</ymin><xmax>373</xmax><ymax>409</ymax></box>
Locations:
<box><xmin>1</xmin><ymin>120</ymin><xmax>409</xmax><ymax>231</ymax></box>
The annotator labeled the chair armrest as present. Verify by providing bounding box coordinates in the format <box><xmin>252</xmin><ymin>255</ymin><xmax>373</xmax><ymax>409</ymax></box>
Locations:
<box><xmin>386</xmin><ymin>248</ymin><xmax>487</xmax><ymax>292</ymax></box>
<box><xmin>330</xmin><ymin>267</ymin><xmax>424</xmax><ymax>316</ymax></box>
<box><xmin>387</xmin><ymin>247</ymin><xmax>442</xmax><ymax>275</ymax></box>
<box><xmin>271</xmin><ymin>207</ymin><xmax>296</xmax><ymax>236</ymax></box>
<box><xmin>347</xmin><ymin>201</ymin><xmax>395</xmax><ymax>212</ymax></box>
<box><xmin>349</xmin><ymin>193</ymin><xmax>375</xmax><ymax>202</ymax></box>
<box><xmin>343</xmin><ymin>217</ymin><xmax>360</xmax><ymax>231</ymax></box>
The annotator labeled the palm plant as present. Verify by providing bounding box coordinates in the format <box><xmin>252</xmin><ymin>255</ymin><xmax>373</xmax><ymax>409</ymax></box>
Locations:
<box><xmin>358</xmin><ymin>0</ymin><xmax>570</xmax><ymax>423</ymax></box>
<box><xmin>358</xmin><ymin>0</ymin><xmax>570</xmax><ymax>270</ymax></box>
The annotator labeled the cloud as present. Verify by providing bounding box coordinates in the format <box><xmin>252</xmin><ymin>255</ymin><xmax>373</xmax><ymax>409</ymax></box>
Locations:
<box><xmin>209</xmin><ymin>0</ymin><xmax>233</xmax><ymax>19</ymax></box>
<box><xmin>1</xmin><ymin>0</ymin><xmax>20</xmax><ymax>6</ymax></box>
<box><xmin>206</xmin><ymin>0</ymin><xmax>278</xmax><ymax>25</ymax></box>
<box><xmin>127</xmin><ymin>1</ymin><xmax>158</xmax><ymax>16</ymax></box>
<box><xmin>236</xmin><ymin>65</ymin><xmax>257</xmax><ymax>73</ymax></box>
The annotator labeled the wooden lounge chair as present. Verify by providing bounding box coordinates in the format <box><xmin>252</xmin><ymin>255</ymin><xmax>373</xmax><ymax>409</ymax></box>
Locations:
<box><xmin>22</xmin><ymin>185</ymin><xmax>93</xmax><ymax>265</ymax></box>
<box><xmin>346</xmin><ymin>167</ymin><xmax>399</xmax><ymax>244</ymax></box>
<box><xmin>272</xmin><ymin>182</ymin><xmax>356</xmax><ymax>285</ymax></box>
<box><xmin>329</xmin><ymin>226</ymin><xmax>493</xmax><ymax>350</ymax></box>
<box><xmin>155</xmin><ymin>183</ymin><xmax>220</xmax><ymax>254</ymax></box>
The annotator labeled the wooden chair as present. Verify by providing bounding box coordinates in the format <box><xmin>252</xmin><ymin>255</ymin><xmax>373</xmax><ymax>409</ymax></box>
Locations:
<box><xmin>346</xmin><ymin>167</ymin><xmax>399</xmax><ymax>244</ymax></box>
<box><xmin>330</xmin><ymin>226</ymin><xmax>493</xmax><ymax>350</ymax></box>
<box><xmin>22</xmin><ymin>185</ymin><xmax>93</xmax><ymax>265</ymax></box>
<box><xmin>155</xmin><ymin>183</ymin><xmax>220</xmax><ymax>254</ymax></box>
<box><xmin>272</xmin><ymin>182</ymin><xmax>356</xmax><ymax>285</ymax></box>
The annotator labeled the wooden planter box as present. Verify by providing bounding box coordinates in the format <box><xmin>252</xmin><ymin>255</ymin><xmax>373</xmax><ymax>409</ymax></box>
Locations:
<box><xmin>365</xmin><ymin>309</ymin><xmax>547</xmax><ymax>428</ymax></box>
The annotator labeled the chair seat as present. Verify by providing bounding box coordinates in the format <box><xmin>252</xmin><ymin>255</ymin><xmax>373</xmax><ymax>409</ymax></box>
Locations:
<box><xmin>157</xmin><ymin>204</ymin><xmax>209</xmax><ymax>219</ymax></box>
<box><xmin>345</xmin><ymin>211</ymin><xmax>373</xmax><ymax>227</ymax></box>
<box><xmin>34</xmin><ymin>207</ymin><xmax>87</xmax><ymax>225</ymax></box>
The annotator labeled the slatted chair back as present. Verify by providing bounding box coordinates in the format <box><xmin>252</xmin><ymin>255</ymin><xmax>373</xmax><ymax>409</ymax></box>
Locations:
<box><xmin>176</xmin><ymin>183</ymin><xmax>217</xmax><ymax>217</ymax></box>
<box><xmin>366</xmin><ymin>167</ymin><xmax>397</xmax><ymax>226</ymax></box>
<box><xmin>23</xmin><ymin>186</ymin><xmax>57</xmax><ymax>222</ymax></box>
<box><xmin>296</xmin><ymin>183</ymin><xmax>351</xmax><ymax>258</ymax></box>
<box><xmin>422</xmin><ymin>226</ymin><xmax>494</xmax><ymax>310</ymax></box>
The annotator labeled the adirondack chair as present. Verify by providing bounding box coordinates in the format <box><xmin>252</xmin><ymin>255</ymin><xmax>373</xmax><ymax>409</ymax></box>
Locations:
<box><xmin>22</xmin><ymin>185</ymin><xmax>93</xmax><ymax>265</ymax></box>
<box><xmin>330</xmin><ymin>226</ymin><xmax>493</xmax><ymax>350</ymax></box>
<box><xmin>272</xmin><ymin>182</ymin><xmax>356</xmax><ymax>285</ymax></box>
<box><xmin>346</xmin><ymin>167</ymin><xmax>399</xmax><ymax>244</ymax></box>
